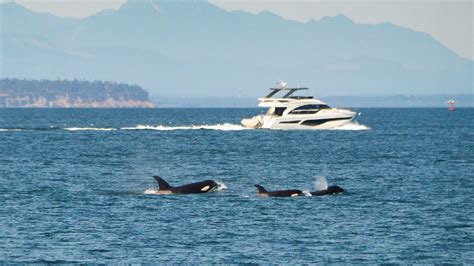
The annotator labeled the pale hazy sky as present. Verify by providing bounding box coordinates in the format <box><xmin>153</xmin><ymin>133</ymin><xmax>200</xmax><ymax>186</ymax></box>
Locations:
<box><xmin>2</xmin><ymin>0</ymin><xmax>473</xmax><ymax>60</ymax></box>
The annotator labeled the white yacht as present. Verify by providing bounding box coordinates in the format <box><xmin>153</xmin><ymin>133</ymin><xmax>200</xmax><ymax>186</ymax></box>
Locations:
<box><xmin>241</xmin><ymin>82</ymin><xmax>356</xmax><ymax>130</ymax></box>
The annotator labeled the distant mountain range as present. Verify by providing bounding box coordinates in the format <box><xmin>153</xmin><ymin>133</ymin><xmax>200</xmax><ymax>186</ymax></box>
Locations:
<box><xmin>1</xmin><ymin>0</ymin><xmax>473</xmax><ymax>99</ymax></box>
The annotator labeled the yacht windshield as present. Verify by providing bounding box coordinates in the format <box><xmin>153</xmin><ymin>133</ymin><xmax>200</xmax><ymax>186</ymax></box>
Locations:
<box><xmin>289</xmin><ymin>104</ymin><xmax>330</xmax><ymax>114</ymax></box>
<box><xmin>265</xmin><ymin>88</ymin><xmax>309</xmax><ymax>98</ymax></box>
<box><xmin>267</xmin><ymin>107</ymin><xmax>286</xmax><ymax>116</ymax></box>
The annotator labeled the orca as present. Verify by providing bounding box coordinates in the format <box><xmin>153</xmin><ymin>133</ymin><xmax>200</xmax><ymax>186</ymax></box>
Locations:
<box><xmin>153</xmin><ymin>176</ymin><xmax>219</xmax><ymax>194</ymax></box>
<box><xmin>254</xmin><ymin>184</ymin><xmax>303</xmax><ymax>197</ymax></box>
<box><xmin>310</xmin><ymin>185</ymin><xmax>344</xmax><ymax>196</ymax></box>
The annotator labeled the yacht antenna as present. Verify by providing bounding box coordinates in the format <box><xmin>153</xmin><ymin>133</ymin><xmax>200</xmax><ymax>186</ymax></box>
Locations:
<box><xmin>276</xmin><ymin>80</ymin><xmax>288</xmax><ymax>89</ymax></box>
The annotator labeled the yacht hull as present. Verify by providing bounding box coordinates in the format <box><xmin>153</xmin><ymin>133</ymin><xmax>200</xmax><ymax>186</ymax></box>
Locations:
<box><xmin>241</xmin><ymin>116</ymin><xmax>354</xmax><ymax>130</ymax></box>
<box><xmin>241</xmin><ymin>115</ymin><xmax>263</xmax><ymax>129</ymax></box>
<box><xmin>261</xmin><ymin>116</ymin><xmax>354</xmax><ymax>130</ymax></box>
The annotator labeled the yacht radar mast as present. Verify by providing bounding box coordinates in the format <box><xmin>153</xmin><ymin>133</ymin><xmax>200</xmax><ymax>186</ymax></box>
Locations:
<box><xmin>277</xmin><ymin>80</ymin><xmax>288</xmax><ymax>89</ymax></box>
<box><xmin>265</xmin><ymin>80</ymin><xmax>309</xmax><ymax>99</ymax></box>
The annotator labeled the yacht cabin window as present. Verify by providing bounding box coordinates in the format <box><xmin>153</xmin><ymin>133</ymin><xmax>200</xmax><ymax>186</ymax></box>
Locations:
<box><xmin>289</xmin><ymin>104</ymin><xmax>329</xmax><ymax>115</ymax></box>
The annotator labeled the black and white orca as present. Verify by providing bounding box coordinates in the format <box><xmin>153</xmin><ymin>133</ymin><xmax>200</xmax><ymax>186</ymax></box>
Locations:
<box><xmin>254</xmin><ymin>184</ymin><xmax>303</xmax><ymax>197</ymax></box>
<box><xmin>310</xmin><ymin>185</ymin><xmax>344</xmax><ymax>196</ymax></box>
<box><xmin>153</xmin><ymin>176</ymin><xmax>219</xmax><ymax>194</ymax></box>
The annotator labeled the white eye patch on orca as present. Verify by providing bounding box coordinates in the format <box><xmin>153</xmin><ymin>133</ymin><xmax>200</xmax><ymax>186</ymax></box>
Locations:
<box><xmin>201</xmin><ymin>185</ymin><xmax>210</xmax><ymax>191</ymax></box>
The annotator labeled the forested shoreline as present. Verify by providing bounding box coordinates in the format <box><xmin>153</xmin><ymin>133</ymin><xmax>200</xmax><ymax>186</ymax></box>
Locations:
<box><xmin>0</xmin><ymin>78</ymin><xmax>155</xmax><ymax>108</ymax></box>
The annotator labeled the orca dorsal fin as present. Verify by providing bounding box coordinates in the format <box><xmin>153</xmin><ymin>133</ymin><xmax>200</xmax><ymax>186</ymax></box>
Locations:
<box><xmin>153</xmin><ymin>176</ymin><xmax>172</xmax><ymax>191</ymax></box>
<box><xmin>254</xmin><ymin>184</ymin><xmax>267</xmax><ymax>193</ymax></box>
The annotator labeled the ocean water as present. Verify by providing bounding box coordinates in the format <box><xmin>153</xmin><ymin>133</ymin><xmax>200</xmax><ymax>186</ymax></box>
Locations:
<box><xmin>0</xmin><ymin>108</ymin><xmax>472</xmax><ymax>263</ymax></box>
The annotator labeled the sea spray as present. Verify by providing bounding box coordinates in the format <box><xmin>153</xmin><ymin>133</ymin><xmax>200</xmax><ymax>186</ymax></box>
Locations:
<box><xmin>333</xmin><ymin>121</ymin><xmax>370</xmax><ymax>131</ymax></box>
<box><xmin>215</xmin><ymin>181</ymin><xmax>228</xmax><ymax>191</ymax></box>
<box><xmin>143</xmin><ymin>188</ymin><xmax>159</xmax><ymax>195</ymax></box>
<box><xmin>315</xmin><ymin>176</ymin><xmax>329</xmax><ymax>191</ymax></box>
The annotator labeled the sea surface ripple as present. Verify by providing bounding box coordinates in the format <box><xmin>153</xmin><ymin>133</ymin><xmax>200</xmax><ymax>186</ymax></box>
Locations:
<box><xmin>0</xmin><ymin>108</ymin><xmax>472</xmax><ymax>263</ymax></box>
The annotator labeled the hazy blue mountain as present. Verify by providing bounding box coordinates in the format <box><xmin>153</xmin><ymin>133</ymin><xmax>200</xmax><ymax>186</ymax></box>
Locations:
<box><xmin>1</xmin><ymin>0</ymin><xmax>473</xmax><ymax>98</ymax></box>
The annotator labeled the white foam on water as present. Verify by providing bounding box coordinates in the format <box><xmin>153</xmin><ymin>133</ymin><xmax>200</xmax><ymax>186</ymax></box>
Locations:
<box><xmin>64</xmin><ymin>127</ymin><xmax>117</xmax><ymax>131</ymax></box>
<box><xmin>315</xmin><ymin>176</ymin><xmax>328</xmax><ymax>191</ymax></box>
<box><xmin>143</xmin><ymin>188</ymin><xmax>159</xmax><ymax>195</ymax></box>
<box><xmin>333</xmin><ymin>121</ymin><xmax>370</xmax><ymax>131</ymax></box>
<box><xmin>0</xmin><ymin>128</ymin><xmax>23</xmax><ymax>132</ymax></box>
<box><xmin>121</xmin><ymin>123</ymin><xmax>248</xmax><ymax>131</ymax></box>
<box><xmin>215</xmin><ymin>181</ymin><xmax>228</xmax><ymax>191</ymax></box>
<box><xmin>302</xmin><ymin>191</ymin><xmax>312</xmax><ymax>197</ymax></box>
<box><xmin>3</xmin><ymin>122</ymin><xmax>368</xmax><ymax>132</ymax></box>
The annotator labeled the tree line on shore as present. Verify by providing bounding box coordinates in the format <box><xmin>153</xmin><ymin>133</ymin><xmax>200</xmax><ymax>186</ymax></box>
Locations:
<box><xmin>0</xmin><ymin>78</ymin><xmax>150</xmax><ymax>101</ymax></box>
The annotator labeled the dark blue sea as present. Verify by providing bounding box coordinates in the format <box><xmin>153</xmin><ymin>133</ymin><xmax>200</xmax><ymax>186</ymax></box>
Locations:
<box><xmin>0</xmin><ymin>108</ymin><xmax>472</xmax><ymax>263</ymax></box>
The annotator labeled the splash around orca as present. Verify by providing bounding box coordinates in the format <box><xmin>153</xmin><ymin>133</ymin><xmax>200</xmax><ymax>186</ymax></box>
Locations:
<box><xmin>254</xmin><ymin>184</ymin><xmax>303</xmax><ymax>197</ymax></box>
<box><xmin>310</xmin><ymin>185</ymin><xmax>345</xmax><ymax>196</ymax></box>
<box><xmin>153</xmin><ymin>176</ymin><xmax>219</xmax><ymax>194</ymax></box>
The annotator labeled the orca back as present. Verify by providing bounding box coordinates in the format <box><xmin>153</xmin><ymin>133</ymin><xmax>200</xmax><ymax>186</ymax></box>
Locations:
<box><xmin>268</xmin><ymin>189</ymin><xmax>303</xmax><ymax>197</ymax></box>
<box><xmin>254</xmin><ymin>184</ymin><xmax>268</xmax><ymax>194</ymax></box>
<box><xmin>311</xmin><ymin>185</ymin><xmax>344</xmax><ymax>196</ymax></box>
<box><xmin>327</xmin><ymin>185</ymin><xmax>344</xmax><ymax>194</ymax></box>
<box><xmin>153</xmin><ymin>176</ymin><xmax>173</xmax><ymax>191</ymax></box>
<box><xmin>173</xmin><ymin>180</ymin><xmax>218</xmax><ymax>194</ymax></box>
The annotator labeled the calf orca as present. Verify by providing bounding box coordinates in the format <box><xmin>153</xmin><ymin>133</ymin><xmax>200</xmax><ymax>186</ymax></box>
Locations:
<box><xmin>310</xmin><ymin>185</ymin><xmax>344</xmax><ymax>196</ymax></box>
<box><xmin>153</xmin><ymin>176</ymin><xmax>219</xmax><ymax>194</ymax></box>
<box><xmin>254</xmin><ymin>184</ymin><xmax>303</xmax><ymax>197</ymax></box>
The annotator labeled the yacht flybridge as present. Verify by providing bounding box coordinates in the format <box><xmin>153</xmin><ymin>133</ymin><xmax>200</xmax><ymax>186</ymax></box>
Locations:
<box><xmin>241</xmin><ymin>82</ymin><xmax>356</xmax><ymax>129</ymax></box>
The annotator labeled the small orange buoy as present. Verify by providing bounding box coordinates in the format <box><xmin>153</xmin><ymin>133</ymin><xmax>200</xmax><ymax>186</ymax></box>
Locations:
<box><xmin>448</xmin><ymin>99</ymin><xmax>455</xmax><ymax>111</ymax></box>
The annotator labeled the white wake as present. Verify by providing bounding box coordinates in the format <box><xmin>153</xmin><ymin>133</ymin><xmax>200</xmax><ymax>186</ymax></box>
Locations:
<box><xmin>3</xmin><ymin>122</ymin><xmax>368</xmax><ymax>132</ymax></box>
<box><xmin>333</xmin><ymin>121</ymin><xmax>370</xmax><ymax>131</ymax></box>
<box><xmin>64</xmin><ymin>127</ymin><xmax>116</xmax><ymax>131</ymax></box>
<box><xmin>121</xmin><ymin>123</ymin><xmax>247</xmax><ymax>131</ymax></box>
<box><xmin>0</xmin><ymin>128</ymin><xmax>23</xmax><ymax>132</ymax></box>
